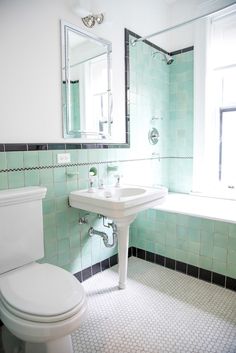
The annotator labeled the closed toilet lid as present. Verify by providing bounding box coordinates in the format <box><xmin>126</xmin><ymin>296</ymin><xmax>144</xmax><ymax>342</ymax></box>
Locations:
<box><xmin>0</xmin><ymin>263</ymin><xmax>85</xmax><ymax>317</ymax></box>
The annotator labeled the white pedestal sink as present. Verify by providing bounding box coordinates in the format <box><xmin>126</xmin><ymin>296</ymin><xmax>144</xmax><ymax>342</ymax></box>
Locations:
<box><xmin>69</xmin><ymin>185</ymin><xmax>168</xmax><ymax>289</ymax></box>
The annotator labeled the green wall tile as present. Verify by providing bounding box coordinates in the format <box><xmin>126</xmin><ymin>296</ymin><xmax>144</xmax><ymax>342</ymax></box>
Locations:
<box><xmin>58</xmin><ymin>238</ymin><xmax>70</xmax><ymax>254</ymax></box>
<box><xmin>55</xmin><ymin>196</ymin><xmax>69</xmax><ymax>212</ymax></box>
<box><xmin>54</xmin><ymin>167</ymin><xmax>66</xmax><ymax>183</ymax></box>
<box><xmin>43</xmin><ymin>199</ymin><xmax>55</xmax><ymax>214</ymax></box>
<box><xmin>201</xmin><ymin>219</ymin><xmax>214</xmax><ymax>232</ymax></box>
<box><xmin>229</xmin><ymin>236</ymin><xmax>236</xmax><ymax>250</ymax></box>
<box><xmin>228</xmin><ymin>249</ymin><xmax>236</xmax><ymax>265</ymax></box>
<box><xmin>212</xmin><ymin>246</ymin><xmax>227</xmax><ymax>262</ymax></box>
<box><xmin>199</xmin><ymin>256</ymin><xmax>212</xmax><ymax>270</ymax></box>
<box><xmin>8</xmin><ymin>171</ymin><xmax>24</xmax><ymax>188</ymax></box>
<box><xmin>212</xmin><ymin>260</ymin><xmax>227</xmax><ymax>275</ymax></box>
<box><xmin>227</xmin><ymin>263</ymin><xmax>236</xmax><ymax>278</ymax></box>
<box><xmin>23</xmin><ymin>151</ymin><xmax>39</xmax><ymax>168</ymax></box>
<box><xmin>229</xmin><ymin>223</ymin><xmax>236</xmax><ymax>238</ymax></box>
<box><xmin>24</xmin><ymin>170</ymin><xmax>40</xmax><ymax>186</ymax></box>
<box><xmin>40</xmin><ymin>169</ymin><xmax>54</xmax><ymax>184</ymax></box>
<box><xmin>214</xmin><ymin>221</ymin><xmax>229</xmax><ymax>235</ymax></box>
<box><xmin>39</xmin><ymin>151</ymin><xmax>53</xmax><ymax>166</ymax></box>
<box><xmin>0</xmin><ymin>173</ymin><xmax>8</xmax><ymax>190</ymax></box>
<box><xmin>58</xmin><ymin>251</ymin><xmax>70</xmax><ymax>267</ymax></box>
<box><xmin>45</xmin><ymin>238</ymin><xmax>57</xmax><ymax>258</ymax></box>
<box><xmin>188</xmin><ymin>240</ymin><xmax>200</xmax><ymax>255</ymax></box>
<box><xmin>214</xmin><ymin>233</ymin><xmax>228</xmax><ymax>248</ymax></box>
<box><xmin>176</xmin><ymin>225</ymin><xmax>188</xmax><ymax>240</ymax></box>
<box><xmin>54</xmin><ymin>182</ymin><xmax>67</xmax><ymax>197</ymax></box>
<box><xmin>7</xmin><ymin>152</ymin><xmax>24</xmax><ymax>169</ymax></box>
<box><xmin>43</xmin><ymin>213</ymin><xmax>56</xmax><ymax>229</ymax></box>
<box><xmin>0</xmin><ymin>153</ymin><xmax>7</xmax><ymax>170</ymax></box>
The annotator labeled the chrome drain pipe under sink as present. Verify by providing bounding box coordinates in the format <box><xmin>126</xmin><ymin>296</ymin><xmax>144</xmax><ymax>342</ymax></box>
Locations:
<box><xmin>88</xmin><ymin>222</ymin><xmax>117</xmax><ymax>248</ymax></box>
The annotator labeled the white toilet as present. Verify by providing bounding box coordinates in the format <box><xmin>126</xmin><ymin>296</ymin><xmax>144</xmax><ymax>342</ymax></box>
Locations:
<box><xmin>0</xmin><ymin>186</ymin><xmax>87</xmax><ymax>353</ymax></box>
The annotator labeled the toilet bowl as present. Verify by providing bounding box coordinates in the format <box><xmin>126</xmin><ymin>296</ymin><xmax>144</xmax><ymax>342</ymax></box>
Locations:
<box><xmin>0</xmin><ymin>263</ymin><xmax>87</xmax><ymax>353</ymax></box>
<box><xmin>0</xmin><ymin>187</ymin><xmax>87</xmax><ymax>353</ymax></box>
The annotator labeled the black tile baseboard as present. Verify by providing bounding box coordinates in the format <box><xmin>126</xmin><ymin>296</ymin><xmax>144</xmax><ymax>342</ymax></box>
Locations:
<box><xmin>74</xmin><ymin>253</ymin><xmax>119</xmax><ymax>283</ymax></box>
<box><xmin>74</xmin><ymin>247</ymin><xmax>236</xmax><ymax>293</ymax></box>
<box><xmin>132</xmin><ymin>247</ymin><xmax>236</xmax><ymax>292</ymax></box>
<box><xmin>176</xmin><ymin>261</ymin><xmax>187</xmax><ymax>274</ymax></box>
<box><xmin>199</xmin><ymin>268</ymin><xmax>212</xmax><ymax>283</ymax></box>
<box><xmin>187</xmin><ymin>264</ymin><xmax>199</xmax><ymax>278</ymax></box>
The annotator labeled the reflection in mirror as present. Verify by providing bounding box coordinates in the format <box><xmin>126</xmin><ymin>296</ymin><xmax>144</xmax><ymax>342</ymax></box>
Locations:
<box><xmin>61</xmin><ymin>21</ymin><xmax>112</xmax><ymax>140</ymax></box>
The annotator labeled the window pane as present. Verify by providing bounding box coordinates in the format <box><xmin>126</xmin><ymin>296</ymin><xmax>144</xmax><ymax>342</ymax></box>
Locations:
<box><xmin>212</xmin><ymin>11</ymin><xmax>236</xmax><ymax>68</ymax></box>
<box><xmin>220</xmin><ymin>110</ymin><xmax>236</xmax><ymax>186</ymax></box>
<box><xmin>222</xmin><ymin>68</ymin><xmax>236</xmax><ymax>106</ymax></box>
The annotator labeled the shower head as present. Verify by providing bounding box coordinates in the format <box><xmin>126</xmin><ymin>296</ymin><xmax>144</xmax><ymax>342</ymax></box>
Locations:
<box><xmin>165</xmin><ymin>53</ymin><xmax>174</xmax><ymax>65</ymax></box>
<box><xmin>152</xmin><ymin>51</ymin><xmax>174</xmax><ymax>65</ymax></box>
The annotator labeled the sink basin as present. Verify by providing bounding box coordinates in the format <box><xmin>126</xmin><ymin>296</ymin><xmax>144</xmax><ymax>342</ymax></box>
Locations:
<box><xmin>114</xmin><ymin>187</ymin><xmax>146</xmax><ymax>197</ymax></box>
<box><xmin>69</xmin><ymin>184</ymin><xmax>168</xmax><ymax>289</ymax></box>
<box><xmin>69</xmin><ymin>185</ymin><xmax>168</xmax><ymax>219</ymax></box>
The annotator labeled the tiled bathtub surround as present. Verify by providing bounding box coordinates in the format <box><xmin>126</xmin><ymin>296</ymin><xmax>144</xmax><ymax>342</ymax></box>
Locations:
<box><xmin>131</xmin><ymin>209</ymin><xmax>236</xmax><ymax>279</ymax></box>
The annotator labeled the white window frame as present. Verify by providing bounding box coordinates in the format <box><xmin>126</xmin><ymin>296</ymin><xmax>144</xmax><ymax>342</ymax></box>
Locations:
<box><xmin>192</xmin><ymin>6</ymin><xmax>236</xmax><ymax>199</ymax></box>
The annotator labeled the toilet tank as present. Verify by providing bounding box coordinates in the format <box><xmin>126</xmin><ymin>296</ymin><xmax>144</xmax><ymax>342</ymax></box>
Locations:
<box><xmin>0</xmin><ymin>186</ymin><xmax>47</xmax><ymax>274</ymax></box>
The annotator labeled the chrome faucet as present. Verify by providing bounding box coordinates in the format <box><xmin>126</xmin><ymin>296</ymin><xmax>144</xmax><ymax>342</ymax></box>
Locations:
<box><xmin>114</xmin><ymin>174</ymin><xmax>123</xmax><ymax>187</ymax></box>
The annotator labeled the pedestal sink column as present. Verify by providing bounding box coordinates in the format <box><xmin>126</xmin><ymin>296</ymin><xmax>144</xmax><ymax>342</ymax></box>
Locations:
<box><xmin>115</xmin><ymin>214</ymin><xmax>136</xmax><ymax>289</ymax></box>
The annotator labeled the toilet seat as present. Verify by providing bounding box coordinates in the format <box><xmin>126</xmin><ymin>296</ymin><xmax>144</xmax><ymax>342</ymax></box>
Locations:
<box><xmin>0</xmin><ymin>263</ymin><xmax>85</xmax><ymax>323</ymax></box>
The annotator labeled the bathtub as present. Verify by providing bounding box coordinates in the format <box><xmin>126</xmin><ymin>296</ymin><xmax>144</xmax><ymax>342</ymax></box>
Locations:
<box><xmin>154</xmin><ymin>192</ymin><xmax>236</xmax><ymax>223</ymax></box>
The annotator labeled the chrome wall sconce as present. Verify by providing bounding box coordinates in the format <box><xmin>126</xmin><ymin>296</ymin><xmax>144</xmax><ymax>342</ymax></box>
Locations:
<box><xmin>81</xmin><ymin>13</ymin><xmax>104</xmax><ymax>28</ymax></box>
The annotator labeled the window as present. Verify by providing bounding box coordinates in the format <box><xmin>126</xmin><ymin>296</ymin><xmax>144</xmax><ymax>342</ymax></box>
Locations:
<box><xmin>219</xmin><ymin>108</ymin><xmax>236</xmax><ymax>186</ymax></box>
<box><xmin>193</xmin><ymin>6</ymin><xmax>236</xmax><ymax>198</ymax></box>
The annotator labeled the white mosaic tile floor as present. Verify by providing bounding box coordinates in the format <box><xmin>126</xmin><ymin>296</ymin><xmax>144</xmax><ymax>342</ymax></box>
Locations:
<box><xmin>0</xmin><ymin>257</ymin><xmax>235</xmax><ymax>353</ymax></box>
<box><xmin>72</xmin><ymin>257</ymin><xmax>236</xmax><ymax>353</ymax></box>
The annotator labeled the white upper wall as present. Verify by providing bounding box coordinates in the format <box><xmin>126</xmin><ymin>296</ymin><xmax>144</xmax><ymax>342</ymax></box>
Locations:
<box><xmin>0</xmin><ymin>0</ymin><xmax>235</xmax><ymax>143</ymax></box>
<box><xmin>0</xmin><ymin>0</ymin><xmax>169</xmax><ymax>143</ymax></box>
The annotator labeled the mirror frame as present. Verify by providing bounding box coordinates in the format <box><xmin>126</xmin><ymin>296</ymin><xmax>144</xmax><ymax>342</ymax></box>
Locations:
<box><xmin>60</xmin><ymin>20</ymin><xmax>130</xmax><ymax>147</ymax></box>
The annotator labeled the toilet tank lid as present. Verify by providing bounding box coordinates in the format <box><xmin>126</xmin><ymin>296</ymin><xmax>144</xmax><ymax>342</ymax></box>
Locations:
<box><xmin>0</xmin><ymin>186</ymin><xmax>47</xmax><ymax>206</ymax></box>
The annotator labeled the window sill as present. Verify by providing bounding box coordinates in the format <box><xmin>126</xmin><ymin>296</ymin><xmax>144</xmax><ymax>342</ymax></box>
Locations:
<box><xmin>154</xmin><ymin>192</ymin><xmax>236</xmax><ymax>223</ymax></box>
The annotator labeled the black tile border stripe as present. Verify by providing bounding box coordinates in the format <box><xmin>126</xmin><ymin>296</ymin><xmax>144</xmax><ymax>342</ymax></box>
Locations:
<box><xmin>170</xmin><ymin>46</ymin><xmax>194</xmax><ymax>56</ymax></box>
<box><xmin>131</xmin><ymin>247</ymin><xmax>236</xmax><ymax>292</ymax></box>
<box><xmin>74</xmin><ymin>253</ymin><xmax>118</xmax><ymax>283</ymax></box>
<box><xmin>0</xmin><ymin>142</ymin><xmax>130</xmax><ymax>152</ymax></box>
<box><xmin>0</xmin><ymin>156</ymin><xmax>193</xmax><ymax>173</ymax></box>
<box><xmin>73</xmin><ymin>247</ymin><xmax>236</xmax><ymax>293</ymax></box>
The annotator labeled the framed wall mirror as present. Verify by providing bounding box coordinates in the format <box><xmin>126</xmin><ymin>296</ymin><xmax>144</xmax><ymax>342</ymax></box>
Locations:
<box><xmin>61</xmin><ymin>21</ymin><xmax>114</xmax><ymax>141</ymax></box>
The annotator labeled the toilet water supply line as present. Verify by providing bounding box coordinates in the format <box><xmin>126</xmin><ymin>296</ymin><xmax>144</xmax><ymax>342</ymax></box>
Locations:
<box><xmin>88</xmin><ymin>221</ymin><xmax>118</xmax><ymax>247</ymax></box>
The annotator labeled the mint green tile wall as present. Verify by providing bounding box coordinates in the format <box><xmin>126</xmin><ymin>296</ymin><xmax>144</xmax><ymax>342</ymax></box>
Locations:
<box><xmin>128</xmin><ymin>36</ymin><xmax>169</xmax><ymax>186</ymax></box>
<box><xmin>0</xmin><ymin>149</ymin><xmax>122</xmax><ymax>274</ymax></box>
<box><xmin>168</xmin><ymin>51</ymin><xmax>194</xmax><ymax>193</ymax></box>
<box><xmin>130</xmin><ymin>39</ymin><xmax>236</xmax><ymax>279</ymax></box>
<box><xmin>129</xmin><ymin>38</ymin><xmax>194</xmax><ymax>192</ymax></box>
<box><xmin>131</xmin><ymin>209</ymin><xmax>236</xmax><ymax>279</ymax></box>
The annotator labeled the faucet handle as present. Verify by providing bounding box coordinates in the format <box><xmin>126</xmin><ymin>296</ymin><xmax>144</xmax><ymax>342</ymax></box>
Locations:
<box><xmin>114</xmin><ymin>174</ymin><xmax>123</xmax><ymax>187</ymax></box>
<box><xmin>88</xmin><ymin>176</ymin><xmax>95</xmax><ymax>193</ymax></box>
<box><xmin>98</xmin><ymin>179</ymin><xmax>104</xmax><ymax>189</ymax></box>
